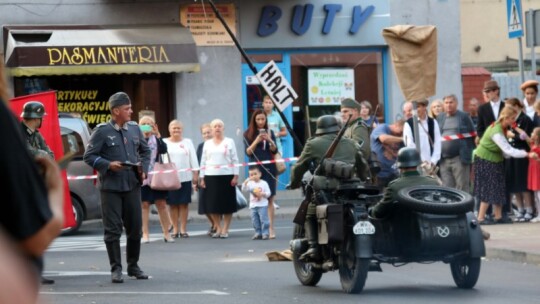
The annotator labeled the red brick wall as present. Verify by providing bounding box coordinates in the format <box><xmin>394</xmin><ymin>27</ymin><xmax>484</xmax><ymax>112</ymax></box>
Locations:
<box><xmin>462</xmin><ymin>74</ymin><xmax>491</xmax><ymax>113</ymax></box>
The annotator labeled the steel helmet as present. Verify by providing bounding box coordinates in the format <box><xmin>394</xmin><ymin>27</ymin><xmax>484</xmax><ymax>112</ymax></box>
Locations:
<box><xmin>21</xmin><ymin>101</ymin><xmax>46</xmax><ymax>119</ymax></box>
<box><xmin>315</xmin><ymin>115</ymin><xmax>340</xmax><ymax>135</ymax></box>
<box><xmin>396</xmin><ymin>147</ymin><xmax>421</xmax><ymax>168</ymax></box>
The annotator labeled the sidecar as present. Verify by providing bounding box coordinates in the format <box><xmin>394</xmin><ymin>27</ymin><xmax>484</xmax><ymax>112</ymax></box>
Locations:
<box><xmin>356</xmin><ymin>185</ymin><xmax>485</xmax><ymax>289</ymax></box>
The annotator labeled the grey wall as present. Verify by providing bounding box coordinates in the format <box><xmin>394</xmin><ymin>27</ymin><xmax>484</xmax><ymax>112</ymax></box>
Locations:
<box><xmin>388</xmin><ymin>0</ymin><xmax>462</xmax><ymax>121</ymax></box>
<box><xmin>176</xmin><ymin>46</ymin><xmax>243</xmax><ymax>148</ymax></box>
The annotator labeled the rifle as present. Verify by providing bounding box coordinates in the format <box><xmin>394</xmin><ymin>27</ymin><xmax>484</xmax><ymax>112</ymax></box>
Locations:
<box><xmin>293</xmin><ymin>115</ymin><xmax>353</xmax><ymax>225</ymax></box>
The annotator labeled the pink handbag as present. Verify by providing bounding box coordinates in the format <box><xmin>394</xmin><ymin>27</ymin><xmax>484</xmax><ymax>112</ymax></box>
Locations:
<box><xmin>150</xmin><ymin>153</ymin><xmax>181</xmax><ymax>191</ymax></box>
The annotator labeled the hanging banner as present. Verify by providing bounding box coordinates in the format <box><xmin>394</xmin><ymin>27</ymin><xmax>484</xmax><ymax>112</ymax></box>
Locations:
<box><xmin>308</xmin><ymin>68</ymin><xmax>355</xmax><ymax>106</ymax></box>
<box><xmin>9</xmin><ymin>91</ymin><xmax>76</xmax><ymax>229</ymax></box>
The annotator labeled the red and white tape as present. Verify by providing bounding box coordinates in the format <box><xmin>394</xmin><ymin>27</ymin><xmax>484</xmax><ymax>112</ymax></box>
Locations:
<box><xmin>441</xmin><ymin>132</ymin><xmax>476</xmax><ymax>142</ymax></box>
<box><xmin>67</xmin><ymin>157</ymin><xmax>299</xmax><ymax>180</ymax></box>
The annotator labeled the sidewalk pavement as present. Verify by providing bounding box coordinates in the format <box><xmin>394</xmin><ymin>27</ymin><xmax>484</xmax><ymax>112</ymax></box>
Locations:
<box><xmin>84</xmin><ymin>189</ymin><xmax>540</xmax><ymax>266</ymax></box>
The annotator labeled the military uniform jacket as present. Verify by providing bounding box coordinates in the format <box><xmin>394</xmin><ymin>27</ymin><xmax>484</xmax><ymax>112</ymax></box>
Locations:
<box><xmin>344</xmin><ymin>118</ymin><xmax>371</xmax><ymax>160</ymax></box>
<box><xmin>21</xmin><ymin>122</ymin><xmax>54</xmax><ymax>159</ymax></box>
<box><xmin>83</xmin><ymin>120</ymin><xmax>151</xmax><ymax>192</ymax></box>
<box><xmin>371</xmin><ymin>171</ymin><xmax>439</xmax><ymax>218</ymax></box>
<box><xmin>290</xmin><ymin>133</ymin><xmax>365</xmax><ymax>188</ymax></box>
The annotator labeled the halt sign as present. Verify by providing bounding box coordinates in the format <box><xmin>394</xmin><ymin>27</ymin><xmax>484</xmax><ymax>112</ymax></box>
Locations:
<box><xmin>256</xmin><ymin>60</ymin><xmax>297</xmax><ymax>112</ymax></box>
<box><xmin>507</xmin><ymin>0</ymin><xmax>524</xmax><ymax>38</ymax></box>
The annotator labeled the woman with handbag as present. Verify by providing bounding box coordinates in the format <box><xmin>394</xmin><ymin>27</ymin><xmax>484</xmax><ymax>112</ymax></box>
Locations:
<box><xmin>243</xmin><ymin>110</ymin><xmax>279</xmax><ymax>239</ymax></box>
<box><xmin>139</xmin><ymin>116</ymin><xmax>174</xmax><ymax>243</ymax></box>
<box><xmin>164</xmin><ymin>120</ymin><xmax>199</xmax><ymax>238</ymax></box>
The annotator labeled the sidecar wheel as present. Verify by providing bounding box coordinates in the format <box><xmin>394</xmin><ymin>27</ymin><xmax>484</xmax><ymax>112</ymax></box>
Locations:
<box><xmin>292</xmin><ymin>224</ymin><xmax>323</xmax><ymax>286</ymax></box>
<box><xmin>339</xmin><ymin>232</ymin><xmax>369</xmax><ymax>294</ymax></box>
<box><xmin>397</xmin><ymin>186</ymin><xmax>474</xmax><ymax>214</ymax></box>
<box><xmin>450</xmin><ymin>257</ymin><xmax>481</xmax><ymax>289</ymax></box>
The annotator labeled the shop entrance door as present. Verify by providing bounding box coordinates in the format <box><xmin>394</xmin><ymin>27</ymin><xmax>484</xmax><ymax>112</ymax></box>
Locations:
<box><xmin>241</xmin><ymin>55</ymin><xmax>293</xmax><ymax>190</ymax></box>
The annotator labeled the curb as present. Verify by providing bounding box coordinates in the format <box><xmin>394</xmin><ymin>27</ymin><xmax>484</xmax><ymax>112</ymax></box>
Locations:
<box><xmin>486</xmin><ymin>248</ymin><xmax>540</xmax><ymax>266</ymax></box>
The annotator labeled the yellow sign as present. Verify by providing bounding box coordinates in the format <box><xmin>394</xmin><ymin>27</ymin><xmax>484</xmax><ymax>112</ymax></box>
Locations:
<box><xmin>180</xmin><ymin>3</ymin><xmax>236</xmax><ymax>46</ymax></box>
<box><xmin>47</xmin><ymin>46</ymin><xmax>171</xmax><ymax>66</ymax></box>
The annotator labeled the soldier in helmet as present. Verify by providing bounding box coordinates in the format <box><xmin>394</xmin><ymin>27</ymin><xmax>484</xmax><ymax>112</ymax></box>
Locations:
<box><xmin>290</xmin><ymin>115</ymin><xmax>368</xmax><ymax>260</ymax></box>
<box><xmin>370</xmin><ymin>147</ymin><xmax>439</xmax><ymax>219</ymax></box>
<box><xmin>20</xmin><ymin>101</ymin><xmax>54</xmax><ymax>159</ymax></box>
<box><xmin>83</xmin><ymin>92</ymin><xmax>151</xmax><ymax>283</ymax></box>
<box><xmin>20</xmin><ymin>101</ymin><xmax>57</xmax><ymax>285</ymax></box>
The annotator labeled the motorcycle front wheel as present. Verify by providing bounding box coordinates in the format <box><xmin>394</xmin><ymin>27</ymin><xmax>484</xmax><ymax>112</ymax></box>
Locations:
<box><xmin>292</xmin><ymin>224</ymin><xmax>323</xmax><ymax>286</ymax></box>
<box><xmin>338</xmin><ymin>230</ymin><xmax>369</xmax><ymax>293</ymax></box>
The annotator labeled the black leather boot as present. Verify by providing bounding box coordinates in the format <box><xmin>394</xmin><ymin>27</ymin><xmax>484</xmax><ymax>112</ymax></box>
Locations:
<box><xmin>126</xmin><ymin>239</ymin><xmax>148</xmax><ymax>280</ymax></box>
<box><xmin>105</xmin><ymin>241</ymin><xmax>123</xmax><ymax>283</ymax></box>
<box><xmin>300</xmin><ymin>216</ymin><xmax>319</xmax><ymax>261</ymax></box>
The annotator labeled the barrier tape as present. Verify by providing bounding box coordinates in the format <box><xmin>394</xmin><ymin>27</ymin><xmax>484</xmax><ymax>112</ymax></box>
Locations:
<box><xmin>67</xmin><ymin>157</ymin><xmax>299</xmax><ymax>180</ymax></box>
<box><xmin>441</xmin><ymin>131</ymin><xmax>476</xmax><ymax>142</ymax></box>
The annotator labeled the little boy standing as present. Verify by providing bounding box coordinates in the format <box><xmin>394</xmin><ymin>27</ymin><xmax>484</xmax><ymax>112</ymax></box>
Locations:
<box><xmin>242</xmin><ymin>166</ymin><xmax>271</xmax><ymax>240</ymax></box>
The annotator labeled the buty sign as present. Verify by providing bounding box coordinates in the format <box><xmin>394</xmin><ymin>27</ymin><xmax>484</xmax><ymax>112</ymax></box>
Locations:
<box><xmin>256</xmin><ymin>61</ymin><xmax>297</xmax><ymax>112</ymax></box>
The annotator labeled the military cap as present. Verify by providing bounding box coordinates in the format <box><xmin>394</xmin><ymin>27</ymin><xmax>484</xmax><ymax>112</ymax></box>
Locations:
<box><xmin>109</xmin><ymin>92</ymin><xmax>131</xmax><ymax>109</ymax></box>
<box><xmin>341</xmin><ymin>98</ymin><xmax>361</xmax><ymax>110</ymax></box>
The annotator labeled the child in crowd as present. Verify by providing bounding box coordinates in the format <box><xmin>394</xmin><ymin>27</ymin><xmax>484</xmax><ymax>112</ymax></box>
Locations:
<box><xmin>242</xmin><ymin>166</ymin><xmax>271</xmax><ymax>240</ymax></box>
<box><xmin>527</xmin><ymin>127</ymin><xmax>540</xmax><ymax>222</ymax></box>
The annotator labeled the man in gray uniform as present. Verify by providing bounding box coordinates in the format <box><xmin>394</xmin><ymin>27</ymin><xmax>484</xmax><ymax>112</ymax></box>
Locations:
<box><xmin>84</xmin><ymin>92</ymin><xmax>151</xmax><ymax>283</ymax></box>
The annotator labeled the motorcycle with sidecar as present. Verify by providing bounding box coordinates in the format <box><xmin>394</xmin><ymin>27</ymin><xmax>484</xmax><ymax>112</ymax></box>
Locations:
<box><xmin>290</xmin><ymin>173</ymin><xmax>485</xmax><ymax>294</ymax></box>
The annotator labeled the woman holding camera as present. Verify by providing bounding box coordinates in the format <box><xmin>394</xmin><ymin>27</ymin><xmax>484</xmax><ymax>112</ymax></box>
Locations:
<box><xmin>243</xmin><ymin>110</ymin><xmax>279</xmax><ymax>239</ymax></box>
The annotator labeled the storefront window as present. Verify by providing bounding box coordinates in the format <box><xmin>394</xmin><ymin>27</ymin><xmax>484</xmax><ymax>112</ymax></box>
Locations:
<box><xmin>289</xmin><ymin>51</ymin><xmax>383</xmax><ymax>143</ymax></box>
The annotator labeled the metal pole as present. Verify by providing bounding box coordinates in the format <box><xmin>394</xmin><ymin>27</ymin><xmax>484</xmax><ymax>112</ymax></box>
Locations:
<box><xmin>411</xmin><ymin>101</ymin><xmax>421</xmax><ymax>154</ymax></box>
<box><xmin>518</xmin><ymin>37</ymin><xmax>526</xmax><ymax>83</ymax></box>
<box><xmin>207</xmin><ymin>0</ymin><xmax>304</xmax><ymax>151</ymax></box>
<box><xmin>530</xmin><ymin>9</ymin><xmax>537</xmax><ymax>79</ymax></box>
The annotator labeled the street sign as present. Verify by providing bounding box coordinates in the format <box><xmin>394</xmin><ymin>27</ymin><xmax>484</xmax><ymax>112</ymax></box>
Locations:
<box><xmin>525</xmin><ymin>9</ymin><xmax>540</xmax><ymax>47</ymax></box>
<box><xmin>255</xmin><ymin>60</ymin><xmax>298</xmax><ymax>112</ymax></box>
<box><xmin>507</xmin><ymin>0</ymin><xmax>524</xmax><ymax>38</ymax></box>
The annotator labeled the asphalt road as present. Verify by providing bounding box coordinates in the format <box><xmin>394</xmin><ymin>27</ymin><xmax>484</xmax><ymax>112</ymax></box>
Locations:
<box><xmin>40</xmin><ymin>218</ymin><xmax>540</xmax><ymax>304</ymax></box>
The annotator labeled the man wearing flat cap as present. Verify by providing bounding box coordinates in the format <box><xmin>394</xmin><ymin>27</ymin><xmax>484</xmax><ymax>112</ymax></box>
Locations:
<box><xmin>521</xmin><ymin>79</ymin><xmax>539</xmax><ymax>119</ymax></box>
<box><xmin>402</xmin><ymin>99</ymin><xmax>441</xmax><ymax>167</ymax></box>
<box><xmin>340</xmin><ymin>98</ymin><xmax>371</xmax><ymax>160</ymax></box>
<box><xmin>84</xmin><ymin>92</ymin><xmax>151</xmax><ymax>284</ymax></box>
<box><xmin>477</xmin><ymin>80</ymin><xmax>505</xmax><ymax>141</ymax></box>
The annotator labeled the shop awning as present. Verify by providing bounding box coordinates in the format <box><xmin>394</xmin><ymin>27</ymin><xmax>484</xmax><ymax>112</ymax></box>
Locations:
<box><xmin>3</xmin><ymin>24</ymin><xmax>200</xmax><ymax>77</ymax></box>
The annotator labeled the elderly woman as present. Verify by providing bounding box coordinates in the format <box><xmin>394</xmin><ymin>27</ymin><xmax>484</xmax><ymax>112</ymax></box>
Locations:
<box><xmin>428</xmin><ymin>99</ymin><xmax>443</xmax><ymax>119</ymax></box>
<box><xmin>475</xmin><ymin>106</ymin><xmax>538</xmax><ymax>224</ymax></box>
<box><xmin>163</xmin><ymin>120</ymin><xmax>199</xmax><ymax>238</ymax></box>
<box><xmin>139</xmin><ymin>116</ymin><xmax>173</xmax><ymax>243</ymax></box>
<box><xmin>200</xmin><ymin>119</ymin><xmax>239</xmax><ymax>238</ymax></box>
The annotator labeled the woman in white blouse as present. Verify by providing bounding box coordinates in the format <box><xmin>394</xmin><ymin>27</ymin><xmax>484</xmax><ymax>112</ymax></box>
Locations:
<box><xmin>163</xmin><ymin>120</ymin><xmax>199</xmax><ymax>238</ymax></box>
<box><xmin>199</xmin><ymin>119</ymin><xmax>239</xmax><ymax>238</ymax></box>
